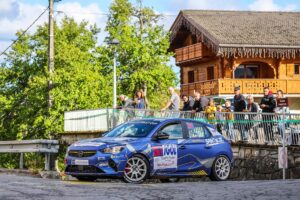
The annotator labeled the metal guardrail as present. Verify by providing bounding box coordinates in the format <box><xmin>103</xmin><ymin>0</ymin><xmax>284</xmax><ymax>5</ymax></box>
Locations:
<box><xmin>64</xmin><ymin>108</ymin><xmax>300</xmax><ymax>146</ymax></box>
<box><xmin>0</xmin><ymin>140</ymin><xmax>59</xmax><ymax>170</ymax></box>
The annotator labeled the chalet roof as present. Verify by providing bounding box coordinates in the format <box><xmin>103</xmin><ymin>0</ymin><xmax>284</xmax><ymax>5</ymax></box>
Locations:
<box><xmin>170</xmin><ymin>10</ymin><xmax>300</xmax><ymax>58</ymax></box>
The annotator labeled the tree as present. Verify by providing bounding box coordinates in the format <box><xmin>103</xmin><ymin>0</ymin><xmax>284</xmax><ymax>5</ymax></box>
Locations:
<box><xmin>0</xmin><ymin>17</ymin><xmax>111</xmax><ymax>140</ymax></box>
<box><xmin>101</xmin><ymin>0</ymin><xmax>178</xmax><ymax>108</ymax></box>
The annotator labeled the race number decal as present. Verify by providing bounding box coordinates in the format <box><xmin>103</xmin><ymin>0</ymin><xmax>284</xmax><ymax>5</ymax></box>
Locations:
<box><xmin>153</xmin><ymin>144</ymin><xmax>177</xmax><ymax>170</ymax></box>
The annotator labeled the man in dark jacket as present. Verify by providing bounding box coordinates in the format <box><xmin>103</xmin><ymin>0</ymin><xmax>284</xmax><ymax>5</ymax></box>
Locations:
<box><xmin>182</xmin><ymin>95</ymin><xmax>194</xmax><ymax>111</ymax></box>
<box><xmin>260</xmin><ymin>87</ymin><xmax>276</xmax><ymax>143</ymax></box>
<box><xmin>233</xmin><ymin>86</ymin><xmax>247</xmax><ymax>141</ymax></box>
<box><xmin>233</xmin><ymin>86</ymin><xmax>246</xmax><ymax>112</ymax></box>
<box><xmin>192</xmin><ymin>92</ymin><xmax>209</xmax><ymax>113</ymax></box>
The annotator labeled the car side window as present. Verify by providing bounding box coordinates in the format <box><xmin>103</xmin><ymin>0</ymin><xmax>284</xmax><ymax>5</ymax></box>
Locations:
<box><xmin>160</xmin><ymin>123</ymin><xmax>183</xmax><ymax>139</ymax></box>
<box><xmin>186</xmin><ymin>122</ymin><xmax>210</xmax><ymax>138</ymax></box>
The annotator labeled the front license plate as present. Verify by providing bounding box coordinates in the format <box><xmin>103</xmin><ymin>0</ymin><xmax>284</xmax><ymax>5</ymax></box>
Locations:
<box><xmin>74</xmin><ymin>160</ymin><xmax>89</xmax><ymax>165</ymax></box>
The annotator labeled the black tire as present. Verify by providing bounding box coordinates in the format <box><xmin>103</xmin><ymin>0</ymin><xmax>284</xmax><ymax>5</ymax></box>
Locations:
<box><xmin>160</xmin><ymin>178</ymin><xmax>180</xmax><ymax>183</ymax></box>
<box><xmin>123</xmin><ymin>154</ymin><xmax>150</xmax><ymax>184</ymax></box>
<box><xmin>209</xmin><ymin>155</ymin><xmax>231</xmax><ymax>181</ymax></box>
<box><xmin>75</xmin><ymin>176</ymin><xmax>98</xmax><ymax>182</ymax></box>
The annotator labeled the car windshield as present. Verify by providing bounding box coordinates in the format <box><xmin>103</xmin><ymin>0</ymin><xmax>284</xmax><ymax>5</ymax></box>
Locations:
<box><xmin>105</xmin><ymin>121</ymin><xmax>159</xmax><ymax>138</ymax></box>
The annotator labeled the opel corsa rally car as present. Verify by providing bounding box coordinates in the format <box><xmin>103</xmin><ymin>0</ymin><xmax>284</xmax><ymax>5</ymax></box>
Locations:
<box><xmin>65</xmin><ymin>118</ymin><xmax>234</xmax><ymax>183</ymax></box>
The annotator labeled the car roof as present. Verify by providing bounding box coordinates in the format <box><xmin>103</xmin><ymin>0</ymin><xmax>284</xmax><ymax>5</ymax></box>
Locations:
<box><xmin>130</xmin><ymin>118</ymin><xmax>212</xmax><ymax>127</ymax></box>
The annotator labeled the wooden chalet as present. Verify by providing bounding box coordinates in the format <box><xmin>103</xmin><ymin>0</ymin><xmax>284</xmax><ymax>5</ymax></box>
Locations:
<box><xmin>170</xmin><ymin>10</ymin><xmax>300</xmax><ymax>110</ymax></box>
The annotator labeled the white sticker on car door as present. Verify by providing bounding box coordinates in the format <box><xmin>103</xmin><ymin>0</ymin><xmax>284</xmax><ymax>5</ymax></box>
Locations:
<box><xmin>153</xmin><ymin>144</ymin><xmax>177</xmax><ymax>170</ymax></box>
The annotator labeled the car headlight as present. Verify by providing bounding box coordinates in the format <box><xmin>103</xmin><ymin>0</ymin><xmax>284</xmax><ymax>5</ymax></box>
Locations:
<box><xmin>102</xmin><ymin>146</ymin><xmax>125</xmax><ymax>154</ymax></box>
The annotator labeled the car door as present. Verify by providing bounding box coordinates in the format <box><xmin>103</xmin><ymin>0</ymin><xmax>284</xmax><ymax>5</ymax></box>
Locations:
<box><xmin>150</xmin><ymin>121</ymin><xmax>187</xmax><ymax>173</ymax></box>
<box><xmin>176</xmin><ymin>121</ymin><xmax>215</xmax><ymax>173</ymax></box>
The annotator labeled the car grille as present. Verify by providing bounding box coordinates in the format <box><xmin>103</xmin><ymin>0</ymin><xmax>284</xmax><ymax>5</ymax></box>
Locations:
<box><xmin>68</xmin><ymin>150</ymin><xmax>97</xmax><ymax>157</ymax></box>
<box><xmin>65</xmin><ymin>165</ymin><xmax>104</xmax><ymax>173</ymax></box>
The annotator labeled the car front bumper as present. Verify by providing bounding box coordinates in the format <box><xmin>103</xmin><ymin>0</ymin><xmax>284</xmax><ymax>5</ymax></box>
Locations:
<box><xmin>64</xmin><ymin>151</ymin><xmax>127</xmax><ymax>177</ymax></box>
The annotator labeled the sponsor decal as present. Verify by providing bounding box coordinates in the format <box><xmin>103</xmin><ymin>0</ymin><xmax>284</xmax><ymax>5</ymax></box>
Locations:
<box><xmin>74</xmin><ymin>142</ymin><xmax>104</xmax><ymax>147</ymax></box>
<box><xmin>153</xmin><ymin>144</ymin><xmax>177</xmax><ymax>170</ymax></box>
<box><xmin>98</xmin><ymin>162</ymin><xmax>109</xmax><ymax>167</ymax></box>
<box><xmin>207</xmin><ymin>127</ymin><xmax>221</xmax><ymax>136</ymax></box>
<box><xmin>205</xmin><ymin>137</ymin><xmax>224</xmax><ymax>146</ymax></box>
<box><xmin>189</xmin><ymin>170</ymin><xmax>207</xmax><ymax>176</ymax></box>
<box><xmin>142</xmin><ymin>143</ymin><xmax>152</xmax><ymax>154</ymax></box>
<box><xmin>152</xmin><ymin>146</ymin><xmax>163</xmax><ymax>157</ymax></box>
<box><xmin>111</xmin><ymin>155</ymin><xmax>124</xmax><ymax>159</ymax></box>
<box><xmin>74</xmin><ymin>159</ymin><xmax>89</xmax><ymax>165</ymax></box>
<box><xmin>126</xmin><ymin>144</ymin><xmax>136</xmax><ymax>153</ymax></box>
<box><xmin>97</xmin><ymin>156</ymin><xmax>106</xmax><ymax>161</ymax></box>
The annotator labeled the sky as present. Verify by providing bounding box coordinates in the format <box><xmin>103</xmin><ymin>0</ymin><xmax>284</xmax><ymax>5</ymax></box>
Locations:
<box><xmin>1</xmin><ymin>0</ymin><xmax>300</xmax><ymax>65</ymax></box>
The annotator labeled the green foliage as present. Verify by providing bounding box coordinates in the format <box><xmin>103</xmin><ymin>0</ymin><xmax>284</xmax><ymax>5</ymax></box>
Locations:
<box><xmin>102</xmin><ymin>0</ymin><xmax>178</xmax><ymax>108</ymax></box>
<box><xmin>0</xmin><ymin>17</ymin><xmax>112</xmax><ymax>141</ymax></box>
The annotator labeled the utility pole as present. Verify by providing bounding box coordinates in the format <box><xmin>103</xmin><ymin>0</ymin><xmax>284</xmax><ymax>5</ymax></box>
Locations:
<box><xmin>138</xmin><ymin>0</ymin><xmax>143</xmax><ymax>38</ymax></box>
<box><xmin>48</xmin><ymin>0</ymin><xmax>54</xmax><ymax>108</ymax></box>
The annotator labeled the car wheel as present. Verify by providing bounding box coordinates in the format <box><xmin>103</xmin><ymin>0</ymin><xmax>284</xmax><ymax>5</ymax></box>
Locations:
<box><xmin>123</xmin><ymin>154</ymin><xmax>149</xmax><ymax>184</ymax></box>
<box><xmin>160</xmin><ymin>178</ymin><xmax>180</xmax><ymax>183</ymax></box>
<box><xmin>75</xmin><ymin>176</ymin><xmax>98</xmax><ymax>182</ymax></box>
<box><xmin>210</xmin><ymin>155</ymin><xmax>231</xmax><ymax>181</ymax></box>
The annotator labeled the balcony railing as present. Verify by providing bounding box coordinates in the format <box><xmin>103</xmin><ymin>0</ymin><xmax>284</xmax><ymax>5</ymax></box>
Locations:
<box><xmin>181</xmin><ymin>79</ymin><xmax>300</xmax><ymax>96</ymax></box>
<box><xmin>175</xmin><ymin>43</ymin><xmax>209</xmax><ymax>63</ymax></box>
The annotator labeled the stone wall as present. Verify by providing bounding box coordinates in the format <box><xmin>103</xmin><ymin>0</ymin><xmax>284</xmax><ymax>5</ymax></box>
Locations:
<box><xmin>230</xmin><ymin>144</ymin><xmax>300</xmax><ymax>180</ymax></box>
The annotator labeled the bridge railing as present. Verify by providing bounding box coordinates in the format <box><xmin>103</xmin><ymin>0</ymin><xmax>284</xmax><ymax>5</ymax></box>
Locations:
<box><xmin>64</xmin><ymin>108</ymin><xmax>300</xmax><ymax>146</ymax></box>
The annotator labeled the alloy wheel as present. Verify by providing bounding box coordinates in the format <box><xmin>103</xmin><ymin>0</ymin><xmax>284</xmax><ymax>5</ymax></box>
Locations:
<box><xmin>124</xmin><ymin>156</ymin><xmax>148</xmax><ymax>183</ymax></box>
<box><xmin>214</xmin><ymin>156</ymin><xmax>231</xmax><ymax>180</ymax></box>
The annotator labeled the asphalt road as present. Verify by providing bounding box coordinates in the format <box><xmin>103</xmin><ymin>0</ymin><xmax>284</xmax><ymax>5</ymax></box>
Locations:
<box><xmin>0</xmin><ymin>174</ymin><xmax>300</xmax><ymax>200</ymax></box>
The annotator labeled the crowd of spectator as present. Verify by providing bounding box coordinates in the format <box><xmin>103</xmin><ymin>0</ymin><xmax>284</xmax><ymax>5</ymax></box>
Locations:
<box><xmin>117</xmin><ymin>85</ymin><xmax>290</xmax><ymax>143</ymax></box>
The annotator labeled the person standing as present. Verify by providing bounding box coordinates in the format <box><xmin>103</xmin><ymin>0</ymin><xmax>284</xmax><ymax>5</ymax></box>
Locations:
<box><xmin>260</xmin><ymin>87</ymin><xmax>276</xmax><ymax>144</ymax></box>
<box><xmin>245</xmin><ymin>95</ymin><xmax>259</xmax><ymax>140</ymax></box>
<box><xmin>192</xmin><ymin>92</ymin><xmax>209</xmax><ymax>113</ymax></box>
<box><xmin>275</xmin><ymin>90</ymin><xmax>291</xmax><ymax>144</ymax></box>
<box><xmin>223</xmin><ymin>100</ymin><xmax>234</xmax><ymax>140</ymax></box>
<box><xmin>134</xmin><ymin>90</ymin><xmax>146</xmax><ymax>109</ymax></box>
<box><xmin>182</xmin><ymin>95</ymin><xmax>194</xmax><ymax>111</ymax></box>
<box><xmin>215</xmin><ymin>105</ymin><xmax>224</xmax><ymax>133</ymax></box>
<box><xmin>119</xmin><ymin>94</ymin><xmax>135</xmax><ymax>121</ymax></box>
<box><xmin>119</xmin><ymin>95</ymin><xmax>134</xmax><ymax>109</ymax></box>
<box><xmin>233</xmin><ymin>86</ymin><xmax>247</xmax><ymax>141</ymax></box>
<box><xmin>205</xmin><ymin>99</ymin><xmax>217</xmax><ymax>124</ymax></box>
<box><xmin>161</xmin><ymin>87</ymin><xmax>180</xmax><ymax>111</ymax></box>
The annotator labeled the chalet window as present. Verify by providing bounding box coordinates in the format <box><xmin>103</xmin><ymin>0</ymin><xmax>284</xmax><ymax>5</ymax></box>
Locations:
<box><xmin>207</xmin><ymin>66</ymin><xmax>214</xmax><ymax>80</ymax></box>
<box><xmin>234</xmin><ymin>64</ymin><xmax>259</xmax><ymax>79</ymax></box>
<box><xmin>295</xmin><ymin>64</ymin><xmax>300</xmax><ymax>75</ymax></box>
<box><xmin>188</xmin><ymin>71</ymin><xmax>195</xmax><ymax>83</ymax></box>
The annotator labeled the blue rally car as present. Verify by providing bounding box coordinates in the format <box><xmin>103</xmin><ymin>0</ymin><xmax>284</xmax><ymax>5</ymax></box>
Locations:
<box><xmin>65</xmin><ymin>118</ymin><xmax>233</xmax><ymax>183</ymax></box>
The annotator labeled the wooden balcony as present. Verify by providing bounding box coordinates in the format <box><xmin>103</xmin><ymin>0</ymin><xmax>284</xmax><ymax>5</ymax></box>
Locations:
<box><xmin>181</xmin><ymin>79</ymin><xmax>300</xmax><ymax>96</ymax></box>
<box><xmin>175</xmin><ymin>43</ymin><xmax>209</xmax><ymax>63</ymax></box>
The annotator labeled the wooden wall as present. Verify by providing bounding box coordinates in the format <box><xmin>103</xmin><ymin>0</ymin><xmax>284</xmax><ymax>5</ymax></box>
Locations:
<box><xmin>279</xmin><ymin>59</ymin><xmax>300</xmax><ymax>79</ymax></box>
<box><xmin>181</xmin><ymin>58</ymin><xmax>220</xmax><ymax>84</ymax></box>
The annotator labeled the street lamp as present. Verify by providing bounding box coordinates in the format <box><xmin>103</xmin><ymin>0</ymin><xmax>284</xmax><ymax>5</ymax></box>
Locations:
<box><xmin>108</xmin><ymin>38</ymin><xmax>120</xmax><ymax>108</ymax></box>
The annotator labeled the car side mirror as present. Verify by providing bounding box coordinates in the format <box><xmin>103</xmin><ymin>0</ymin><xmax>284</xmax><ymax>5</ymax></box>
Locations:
<box><xmin>153</xmin><ymin>131</ymin><xmax>169</xmax><ymax>140</ymax></box>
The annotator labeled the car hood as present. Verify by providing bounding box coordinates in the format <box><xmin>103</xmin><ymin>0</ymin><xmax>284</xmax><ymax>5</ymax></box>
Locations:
<box><xmin>69</xmin><ymin>137</ymin><xmax>142</xmax><ymax>150</ymax></box>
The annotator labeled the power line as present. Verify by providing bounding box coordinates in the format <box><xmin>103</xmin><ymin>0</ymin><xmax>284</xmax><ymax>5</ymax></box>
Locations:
<box><xmin>0</xmin><ymin>6</ymin><xmax>49</xmax><ymax>58</ymax></box>
<box><xmin>54</xmin><ymin>10</ymin><xmax>178</xmax><ymax>17</ymax></box>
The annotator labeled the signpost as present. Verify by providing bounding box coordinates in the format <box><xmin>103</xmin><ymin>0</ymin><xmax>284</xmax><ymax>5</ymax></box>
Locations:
<box><xmin>277</xmin><ymin>97</ymin><xmax>289</xmax><ymax>107</ymax></box>
<box><xmin>277</xmin><ymin>97</ymin><xmax>289</xmax><ymax>180</ymax></box>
